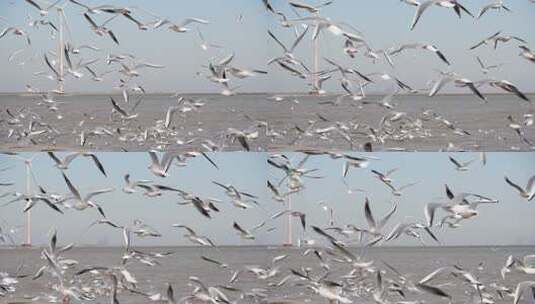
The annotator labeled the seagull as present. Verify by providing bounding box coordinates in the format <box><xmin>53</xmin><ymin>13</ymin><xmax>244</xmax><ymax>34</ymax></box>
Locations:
<box><xmin>477</xmin><ymin>0</ymin><xmax>511</xmax><ymax>19</ymax></box>
<box><xmin>429</xmin><ymin>72</ymin><xmax>486</xmax><ymax>101</ymax></box>
<box><xmin>121</xmin><ymin>12</ymin><xmax>149</xmax><ymax>30</ymax></box>
<box><xmin>519</xmin><ymin>46</ymin><xmax>535</xmax><ymax>63</ymax></box>
<box><xmin>110</xmin><ymin>97</ymin><xmax>139</xmax><ymax>120</ymax></box>
<box><xmin>475</xmin><ymin>79</ymin><xmax>530</xmax><ymax>102</ymax></box>
<box><xmin>131</xmin><ymin>219</ymin><xmax>162</xmax><ymax>238</ymax></box>
<box><xmin>448</xmin><ymin>155</ymin><xmax>476</xmax><ymax>171</ymax></box>
<box><xmin>83</xmin><ymin>13</ymin><xmax>120</xmax><ymax>45</ymax></box>
<box><xmin>212</xmin><ymin>181</ymin><xmax>258</xmax><ymax>200</ymax></box>
<box><xmin>61</xmin><ymin>173</ymin><xmax>113</xmax><ymax>217</ymax></box>
<box><xmin>268</xmin><ymin>26</ymin><xmax>309</xmax><ymax>62</ymax></box>
<box><xmin>147</xmin><ymin>151</ymin><xmax>176</xmax><ymax>177</ymax></box>
<box><xmin>122</xmin><ymin>174</ymin><xmax>152</xmax><ymax>193</ymax></box>
<box><xmin>68</xmin><ymin>0</ymin><xmax>118</xmax><ymax>14</ymax></box>
<box><xmin>0</xmin><ymin>27</ymin><xmax>31</xmax><ymax>45</ymax></box>
<box><xmin>470</xmin><ymin>31</ymin><xmax>526</xmax><ymax>50</ymax></box>
<box><xmin>342</xmin><ymin>155</ymin><xmax>370</xmax><ymax>177</ymax></box>
<box><xmin>47</xmin><ymin>152</ymin><xmax>107</xmax><ymax>176</ymax></box>
<box><xmin>475</xmin><ymin>57</ymin><xmax>502</xmax><ymax>74</ymax></box>
<box><xmin>390</xmin><ymin>43</ymin><xmax>450</xmax><ymax>65</ymax></box>
<box><xmin>507</xmin><ymin>115</ymin><xmax>533</xmax><ymax>146</ymax></box>
<box><xmin>182</xmin><ymin>196</ymin><xmax>220</xmax><ymax>219</ymax></box>
<box><xmin>25</xmin><ymin>0</ymin><xmax>63</xmax><ymax>16</ymax></box>
<box><xmin>85</xmin><ymin>66</ymin><xmax>112</xmax><ymax>82</ymax></box>
<box><xmin>233</xmin><ymin>222</ymin><xmax>255</xmax><ymax>240</ymax></box>
<box><xmin>8</xmin><ymin>193</ymin><xmax>64</xmax><ymax>214</ymax></box>
<box><xmin>159</xmin><ymin>18</ymin><xmax>208</xmax><ymax>33</ymax></box>
<box><xmin>271</xmin><ymin>210</ymin><xmax>307</xmax><ymax>231</ymax></box>
<box><xmin>172</xmin><ymin>225</ymin><xmax>216</xmax><ymax>247</ymax></box>
<box><xmin>288</xmin><ymin>1</ymin><xmax>334</xmax><ymax>14</ymax></box>
<box><xmin>504</xmin><ymin>175</ymin><xmax>535</xmax><ymax>201</ymax></box>
<box><xmin>409</xmin><ymin>0</ymin><xmax>474</xmax><ymax>30</ymax></box>
<box><xmin>383</xmin><ymin>181</ymin><xmax>418</xmax><ymax>197</ymax></box>
<box><xmin>307</xmin><ymin>281</ymin><xmax>351</xmax><ymax>304</ymax></box>
<box><xmin>200</xmin><ymin>256</ymin><xmax>228</xmax><ymax>268</ymax></box>
<box><xmin>425</xmin><ymin>185</ymin><xmax>497</xmax><ymax>227</ymax></box>
<box><xmin>371</xmin><ymin>168</ymin><xmax>398</xmax><ymax>184</ymax></box>
<box><xmin>361</xmin><ymin>198</ymin><xmax>397</xmax><ymax>243</ymax></box>
<box><xmin>226</xmin><ymin>128</ymin><xmax>258</xmax><ymax>151</ymax></box>
<box><xmin>136</xmin><ymin>184</ymin><xmax>182</xmax><ymax>197</ymax></box>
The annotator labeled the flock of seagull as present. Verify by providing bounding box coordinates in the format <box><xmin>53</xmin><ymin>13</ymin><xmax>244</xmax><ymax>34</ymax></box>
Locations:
<box><xmin>0</xmin><ymin>0</ymin><xmax>534</xmax><ymax>303</ymax></box>
<box><xmin>0</xmin><ymin>151</ymin><xmax>533</xmax><ymax>304</ymax></box>
<box><xmin>0</xmin><ymin>0</ymin><xmax>533</xmax><ymax>151</ymax></box>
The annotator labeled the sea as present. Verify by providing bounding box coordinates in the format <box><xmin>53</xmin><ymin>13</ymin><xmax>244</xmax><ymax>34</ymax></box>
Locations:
<box><xmin>1</xmin><ymin>245</ymin><xmax>534</xmax><ymax>303</ymax></box>
<box><xmin>0</xmin><ymin>93</ymin><xmax>533</xmax><ymax>152</ymax></box>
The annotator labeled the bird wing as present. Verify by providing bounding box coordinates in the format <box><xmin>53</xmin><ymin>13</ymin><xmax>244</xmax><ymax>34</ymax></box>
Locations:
<box><xmin>25</xmin><ymin>0</ymin><xmax>43</xmax><ymax>11</ymax></box>
<box><xmin>62</xmin><ymin>173</ymin><xmax>81</xmax><ymax>200</ymax></box>
<box><xmin>505</xmin><ymin>176</ymin><xmax>526</xmax><ymax>194</ymax></box>
<box><xmin>410</xmin><ymin>0</ymin><xmax>435</xmax><ymax>30</ymax></box>
<box><xmin>290</xmin><ymin>25</ymin><xmax>309</xmax><ymax>52</ymax></box>
<box><xmin>47</xmin><ymin>151</ymin><xmax>63</xmax><ymax>166</ymax></box>
<box><xmin>363</xmin><ymin>197</ymin><xmax>376</xmax><ymax>230</ymax></box>
<box><xmin>84</xmin><ymin>188</ymin><xmax>114</xmax><ymax>202</ymax></box>
<box><xmin>448</xmin><ymin>156</ymin><xmax>462</xmax><ymax>168</ymax></box>
<box><xmin>429</xmin><ymin>76</ymin><xmax>452</xmax><ymax>96</ymax></box>
<box><xmin>84</xmin><ymin>153</ymin><xmax>107</xmax><ymax>176</ymax></box>
<box><xmin>268</xmin><ymin>30</ymin><xmax>288</xmax><ymax>53</ymax></box>
<box><xmin>179</xmin><ymin>18</ymin><xmax>209</xmax><ymax>27</ymax></box>
<box><xmin>110</xmin><ymin>97</ymin><xmax>128</xmax><ymax>116</ymax></box>
<box><xmin>83</xmin><ymin>13</ymin><xmax>98</xmax><ymax>29</ymax></box>
<box><xmin>377</xmin><ymin>203</ymin><xmax>397</xmax><ymax>230</ymax></box>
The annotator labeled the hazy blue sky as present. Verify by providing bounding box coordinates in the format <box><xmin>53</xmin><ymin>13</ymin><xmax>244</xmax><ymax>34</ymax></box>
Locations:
<box><xmin>1</xmin><ymin>152</ymin><xmax>534</xmax><ymax>247</ymax></box>
<box><xmin>0</xmin><ymin>0</ymin><xmax>534</xmax><ymax>93</ymax></box>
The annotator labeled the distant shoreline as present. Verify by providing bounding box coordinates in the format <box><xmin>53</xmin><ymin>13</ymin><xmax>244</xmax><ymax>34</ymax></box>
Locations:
<box><xmin>0</xmin><ymin>92</ymin><xmax>532</xmax><ymax>97</ymax></box>
<box><xmin>1</xmin><ymin>244</ymin><xmax>534</xmax><ymax>250</ymax></box>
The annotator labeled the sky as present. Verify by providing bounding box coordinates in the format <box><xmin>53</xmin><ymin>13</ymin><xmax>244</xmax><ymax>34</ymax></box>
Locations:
<box><xmin>0</xmin><ymin>0</ymin><xmax>534</xmax><ymax>94</ymax></box>
<box><xmin>1</xmin><ymin>152</ymin><xmax>534</xmax><ymax>247</ymax></box>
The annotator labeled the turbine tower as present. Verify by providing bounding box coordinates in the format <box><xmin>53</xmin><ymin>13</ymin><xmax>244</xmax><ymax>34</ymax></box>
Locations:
<box><xmin>285</xmin><ymin>196</ymin><xmax>293</xmax><ymax>246</ymax></box>
<box><xmin>24</xmin><ymin>162</ymin><xmax>31</xmax><ymax>247</ymax></box>
<box><xmin>8</xmin><ymin>154</ymin><xmax>37</xmax><ymax>247</ymax></box>
<box><xmin>311</xmin><ymin>14</ymin><xmax>320</xmax><ymax>95</ymax></box>
<box><xmin>57</xmin><ymin>7</ymin><xmax>65</xmax><ymax>93</ymax></box>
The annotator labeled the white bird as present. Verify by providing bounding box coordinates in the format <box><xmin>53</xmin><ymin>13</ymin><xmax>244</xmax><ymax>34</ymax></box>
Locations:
<box><xmin>0</xmin><ymin>27</ymin><xmax>31</xmax><ymax>45</ymax></box>
<box><xmin>477</xmin><ymin>0</ymin><xmax>511</xmax><ymax>19</ymax></box>
<box><xmin>48</xmin><ymin>152</ymin><xmax>107</xmax><ymax>176</ymax></box>
<box><xmin>390</xmin><ymin>43</ymin><xmax>450</xmax><ymax>65</ymax></box>
<box><xmin>83</xmin><ymin>13</ymin><xmax>120</xmax><ymax>45</ymax></box>
<box><xmin>160</xmin><ymin>18</ymin><xmax>208</xmax><ymax>33</ymax></box>
<box><xmin>173</xmin><ymin>225</ymin><xmax>216</xmax><ymax>247</ymax></box>
<box><xmin>504</xmin><ymin>175</ymin><xmax>535</xmax><ymax>201</ymax></box>
<box><xmin>362</xmin><ymin>197</ymin><xmax>397</xmax><ymax>240</ymax></box>
<box><xmin>25</xmin><ymin>0</ymin><xmax>63</xmax><ymax>16</ymax></box>
<box><xmin>470</xmin><ymin>31</ymin><xmax>526</xmax><ymax>50</ymax></box>
<box><xmin>475</xmin><ymin>56</ymin><xmax>502</xmax><ymax>74</ymax></box>
<box><xmin>448</xmin><ymin>155</ymin><xmax>476</xmax><ymax>171</ymax></box>
<box><xmin>147</xmin><ymin>151</ymin><xmax>176</xmax><ymax>177</ymax></box>
<box><xmin>61</xmin><ymin>173</ymin><xmax>113</xmax><ymax>217</ymax></box>
<box><xmin>425</xmin><ymin>185</ymin><xmax>497</xmax><ymax>227</ymax></box>
<box><xmin>409</xmin><ymin>0</ymin><xmax>474</xmax><ymax>30</ymax></box>
<box><xmin>519</xmin><ymin>46</ymin><xmax>535</xmax><ymax>63</ymax></box>
<box><xmin>429</xmin><ymin>72</ymin><xmax>486</xmax><ymax>101</ymax></box>
<box><xmin>122</xmin><ymin>174</ymin><xmax>152</xmax><ymax>193</ymax></box>
<box><xmin>233</xmin><ymin>222</ymin><xmax>255</xmax><ymax>240</ymax></box>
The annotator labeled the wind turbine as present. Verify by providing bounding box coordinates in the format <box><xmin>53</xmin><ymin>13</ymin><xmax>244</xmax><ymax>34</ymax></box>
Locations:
<box><xmin>312</xmin><ymin>12</ymin><xmax>320</xmax><ymax>95</ymax></box>
<box><xmin>6</xmin><ymin>153</ymin><xmax>39</xmax><ymax>247</ymax></box>
<box><xmin>57</xmin><ymin>6</ymin><xmax>65</xmax><ymax>93</ymax></box>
